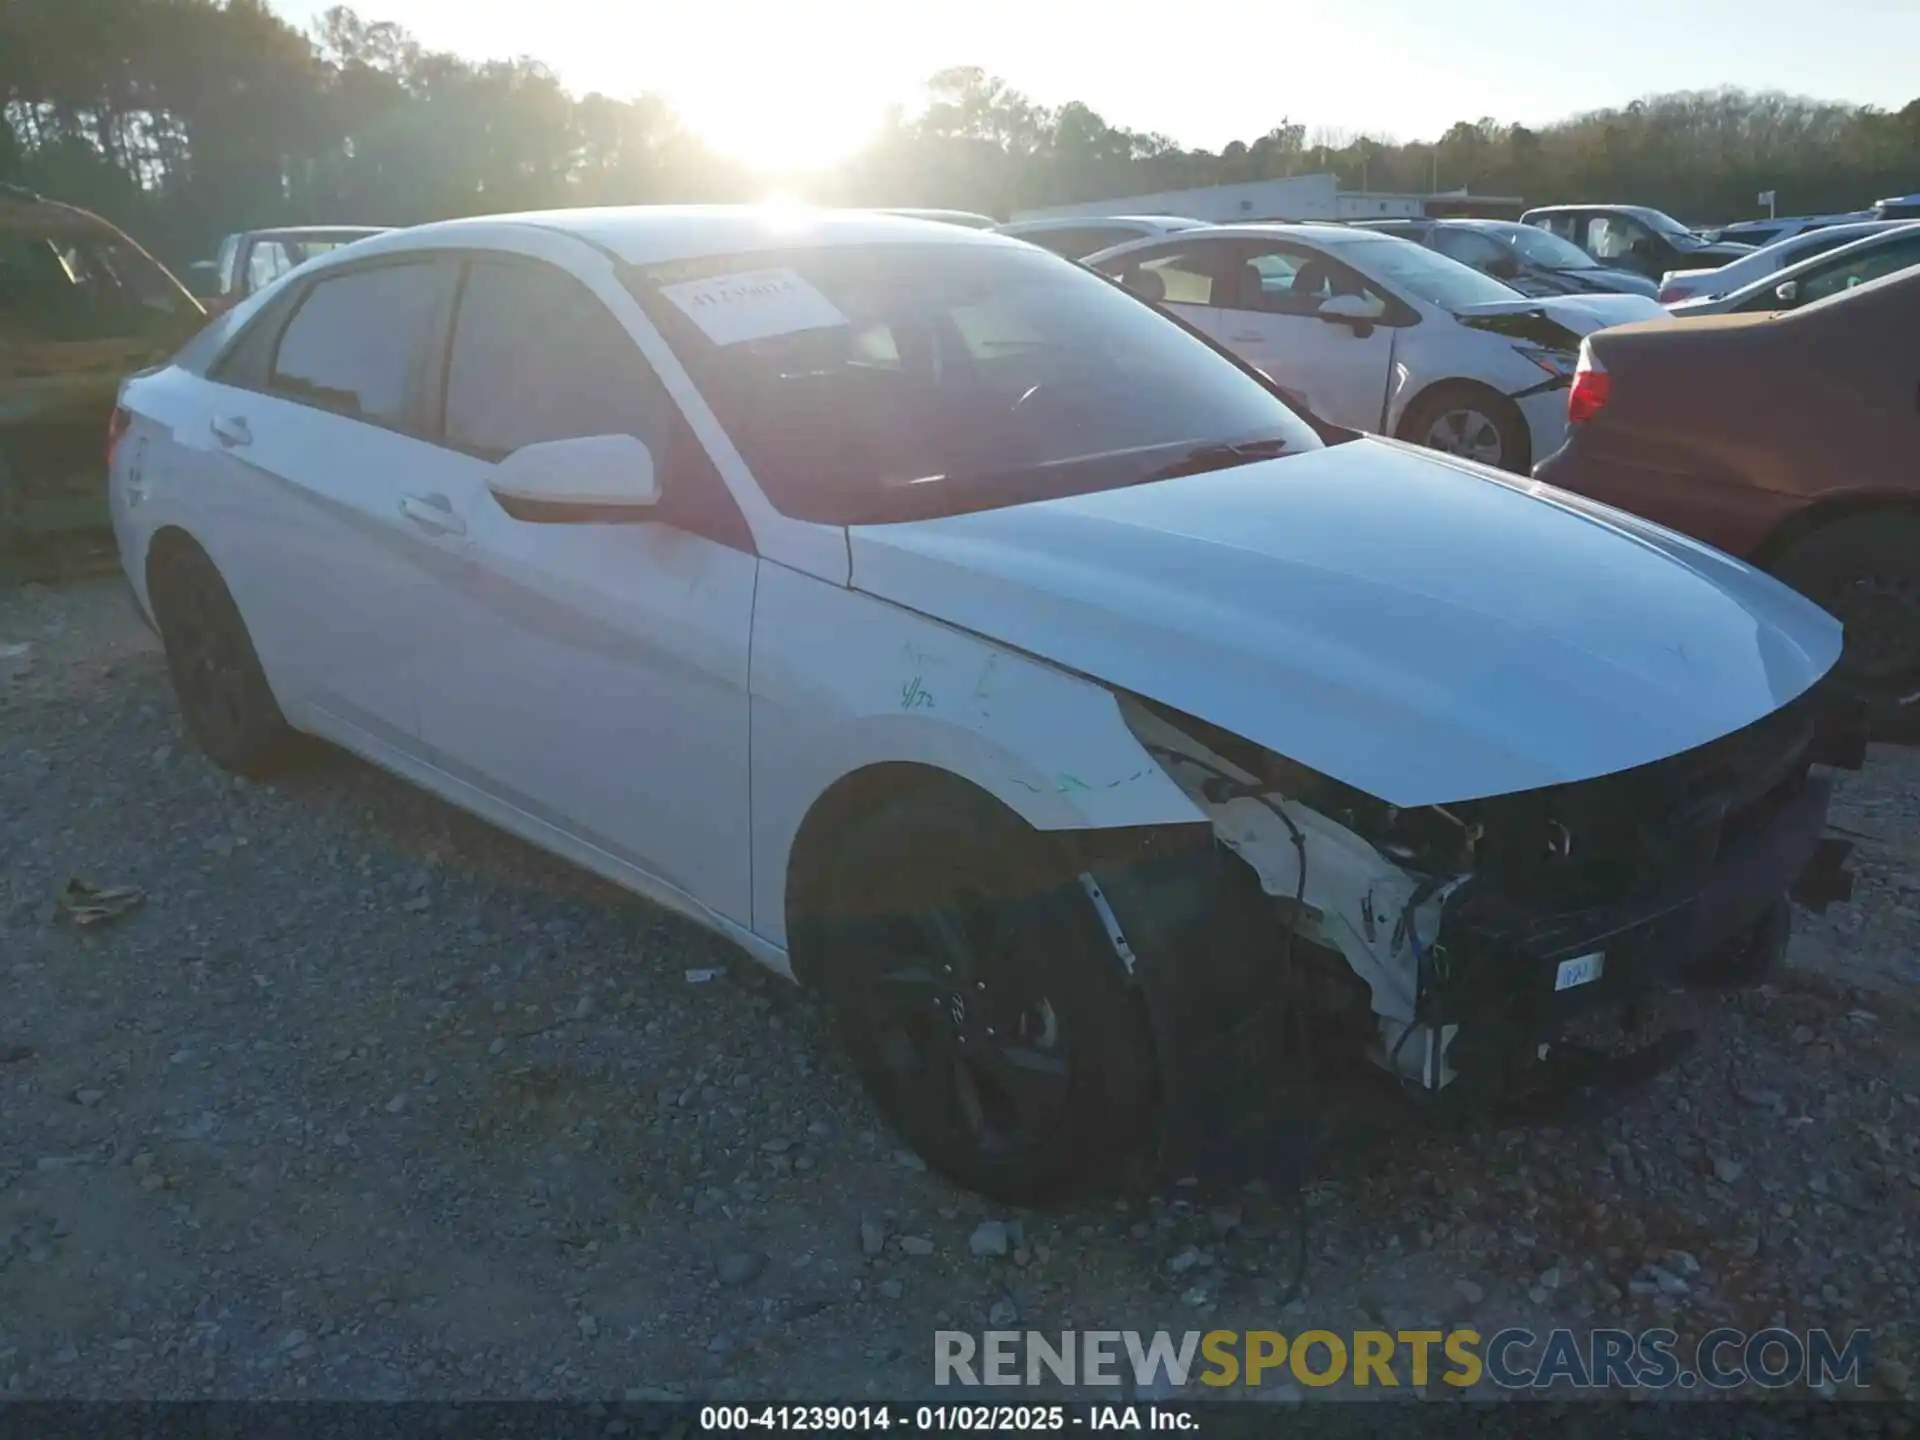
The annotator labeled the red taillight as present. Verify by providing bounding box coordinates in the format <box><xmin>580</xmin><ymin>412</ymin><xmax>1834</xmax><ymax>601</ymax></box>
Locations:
<box><xmin>1567</xmin><ymin>348</ymin><xmax>1610</xmax><ymax>424</ymax></box>
<box><xmin>1656</xmin><ymin>283</ymin><xmax>1686</xmax><ymax>304</ymax></box>
<box><xmin>106</xmin><ymin>406</ymin><xmax>131</xmax><ymax>466</ymax></box>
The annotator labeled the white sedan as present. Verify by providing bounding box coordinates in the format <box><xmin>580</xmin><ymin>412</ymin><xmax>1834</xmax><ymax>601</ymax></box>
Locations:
<box><xmin>1657</xmin><ymin>219</ymin><xmax>1918</xmax><ymax>306</ymax></box>
<box><xmin>112</xmin><ymin>207</ymin><xmax>1850</xmax><ymax>1202</ymax></box>
<box><xmin>1084</xmin><ymin>224</ymin><xmax>1664</xmax><ymax>472</ymax></box>
<box><xmin>1668</xmin><ymin>222</ymin><xmax>1920</xmax><ymax>317</ymax></box>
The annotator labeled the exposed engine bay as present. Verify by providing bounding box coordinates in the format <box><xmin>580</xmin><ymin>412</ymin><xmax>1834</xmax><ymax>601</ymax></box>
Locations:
<box><xmin>1087</xmin><ymin>686</ymin><xmax>1864</xmax><ymax>1176</ymax></box>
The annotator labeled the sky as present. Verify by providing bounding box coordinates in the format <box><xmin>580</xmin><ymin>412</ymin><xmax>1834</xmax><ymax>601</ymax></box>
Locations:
<box><xmin>274</xmin><ymin>0</ymin><xmax>1920</xmax><ymax>174</ymax></box>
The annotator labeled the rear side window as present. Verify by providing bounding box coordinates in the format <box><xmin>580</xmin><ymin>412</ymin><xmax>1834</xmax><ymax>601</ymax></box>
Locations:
<box><xmin>268</xmin><ymin>262</ymin><xmax>454</xmax><ymax>430</ymax></box>
<box><xmin>442</xmin><ymin>259</ymin><xmax>673</xmax><ymax>461</ymax></box>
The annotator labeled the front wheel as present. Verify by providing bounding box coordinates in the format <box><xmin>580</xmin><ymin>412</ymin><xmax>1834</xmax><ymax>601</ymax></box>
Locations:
<box><xmin>1398</xmin><ymin>384</ymin><xmax>1532</xmax><ymax>474</ymax></box>
<box><xmin>809</xmin><ymin>782</ymin><xmax>1159</xmax><ymax>1204</ymax></box>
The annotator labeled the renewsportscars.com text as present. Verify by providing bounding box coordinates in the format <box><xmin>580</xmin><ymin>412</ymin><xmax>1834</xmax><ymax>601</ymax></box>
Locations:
<box><xmin>934</xmin><ymin>1327</ymin><xmax>1871</xmax><ymax>1391</ymax></box>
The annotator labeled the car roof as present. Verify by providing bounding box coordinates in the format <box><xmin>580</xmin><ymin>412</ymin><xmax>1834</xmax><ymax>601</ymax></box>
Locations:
<box><xmin>0</xmin><ymin>186</ymin><xmax>131</xmax><ymax>239</ymax></box>
<box><xmin>1521</xmin><ymin>203</ymin><xmax>1671</xmax><ymax>222</ymax></box>
<box><xmin>1000</xmin><ymin>215</ymin><xmax>1205</xmax><ymax>232</ymax></box>
<box><xmin>1080</xmin><ymin>222</ymin><xmax>1401</xmax><ymax>267</ymax></box>
<box><xmin>875</xmin><ymin>208</ymin><xmax>999</xmax><ymax>228</ymax></box>
<box><xmin>343</xmin><ymin>205</ymin><xmax>1031</xmax><ymax>267</ymax></box>
<box><xmin>245</xmin><ymin>226</ymin><xmax>390</xmax><ymax>240</ymax></box>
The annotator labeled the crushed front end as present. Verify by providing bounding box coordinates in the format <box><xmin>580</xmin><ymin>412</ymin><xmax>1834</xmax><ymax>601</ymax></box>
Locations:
<box><xmin>1093</xmin><ymin>684</ymin><xmax>1864</xmax><ymax>1178</ymax></box>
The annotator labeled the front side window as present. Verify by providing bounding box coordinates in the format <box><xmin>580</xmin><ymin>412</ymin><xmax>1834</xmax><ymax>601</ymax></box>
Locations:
<box><xmin>1792</xmin><ymin>235</ymin><xmax>1920</xmax><ymax>306</ymax></box>
<box><xmin>443</xmin><ymin>258</ymin><xmax>670</xmax><ymax>460</ymax></box>
<box><xmin>247</xmin><ymin>241</ymin><xmax>292</xmax><ymax>295</ymax></box>
<box><xmin>268</xmin><ymin>262</ymin><xmax>453</xmax><ymax>428</ymax></box>
<box><xmin>629</xmin><ymin>242</ymin><xmax>1320</xmax><ymax>525</ymax></box>
<box><xmin>1587</xmin><ymin>216</ymin><xmax>1654</xmax><ymax>262</ymax></box>
<box><xmin>1221</xmin><ymin>243</ymin><xmax>1389</xmax><ymax>319</ymax></box>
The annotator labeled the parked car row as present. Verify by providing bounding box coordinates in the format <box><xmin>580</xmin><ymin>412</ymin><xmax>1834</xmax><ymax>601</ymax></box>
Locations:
<box><xmin>105</xmin><ymin>204</ymin><xmax>1871</xmax><ymax>1198</ymax></box>
<box><xmin>1662</xmin><ymin>221</ymin><xmax>1920</xmax><ymax>312</ymax></box>
<box><xmin>1083</xmin><ymin>222</ymin><xmax>1664</xmax><ymax>472</ymax></box>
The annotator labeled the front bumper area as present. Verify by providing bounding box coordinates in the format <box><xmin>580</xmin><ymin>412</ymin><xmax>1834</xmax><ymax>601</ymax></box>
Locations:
<box><xmin>1435</xmin><ymin>764</ymin><xmax>1840</xmax><ymax>1101</ymax></box>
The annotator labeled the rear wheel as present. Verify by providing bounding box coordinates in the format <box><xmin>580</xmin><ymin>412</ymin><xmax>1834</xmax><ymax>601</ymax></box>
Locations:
<box><xmin>1398</xmin><ymin>383</ymin><xmax>1531</xmax><ymax>473</ymax></box>
<box><xmin>1771</xmin><ymin>512</ymin><xmax>1920</xmax><ymax>732</ymax></box>
<box><xmin>149</xmin><ymin>538</ymin><xmax>301</xmax><ymax>778</ymax></box>
<box><xmin>808</xmin><ymin>781</ymin><xmax>1159</xmax><ymax>1204</ymax></box>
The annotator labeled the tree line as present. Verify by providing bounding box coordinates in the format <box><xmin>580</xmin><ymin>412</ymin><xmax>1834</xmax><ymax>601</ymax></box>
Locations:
<box><xmin>3</xmin><ymin>0</ymin><xmax>1917</xmax><ymax>272</ymax></box>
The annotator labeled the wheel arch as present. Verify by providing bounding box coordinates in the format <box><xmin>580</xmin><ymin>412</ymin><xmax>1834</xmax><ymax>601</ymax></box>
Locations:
<box><xmin>1751</xmin><ymin>489</ymin><xmax>1920</xmax><ymax>571</ymax></box>
<box><xmin>1392</xmin><ymin>375</ymin><xmax>1533</xmax><ymax>471</ymax></box>
<box><xmin>784</xmin><ymin>761</ymin><xmax>1000</xmax><ymax>989</ymax></box>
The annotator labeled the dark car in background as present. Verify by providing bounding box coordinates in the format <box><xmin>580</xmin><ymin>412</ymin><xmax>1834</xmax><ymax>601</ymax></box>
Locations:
<box><xmin>192</xmin><ymin>225</ymin><xmax>388</xmax><ymax>314</ymax></box>
<box><xmin>1353</xmin><ymin>217</ymin><xmax>1659</xmax><ymax>297</ymax></box>
<box><xmin>1</xmin><ymin>183</ymin><xmax>204</xmax><ymax>552</ymax></box>
<box><xmin>1519</xmin><ymin>204</ymin><xmax>1754</xmax><ymax>283</ymax></box>
<box><xmin>1535</xmin><ymin>265</ymin><xmax>1920</xmax><ymax>730</ymax></box>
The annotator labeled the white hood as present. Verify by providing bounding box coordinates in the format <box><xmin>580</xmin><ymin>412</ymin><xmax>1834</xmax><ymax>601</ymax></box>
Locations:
<box><xmin>1456</xmin><ymin>293</ymin><xmax>1667</xmax><ymax>333</ymax></box>
<box><xmin>847</xmin><ymin>438</ymin><xmax>1841</xmax><ymax>807</ymax></box>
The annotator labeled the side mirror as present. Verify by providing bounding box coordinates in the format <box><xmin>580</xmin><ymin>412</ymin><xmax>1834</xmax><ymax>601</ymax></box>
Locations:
<box><xmin>487</xmin><ymin>434</ymin><xmax>660</xmax><ymax>523</ymax></box>
<box><xmin>1772</xmin><ymin>279</ymin><xmax>1799</xmax><ymax>308</ymax></box>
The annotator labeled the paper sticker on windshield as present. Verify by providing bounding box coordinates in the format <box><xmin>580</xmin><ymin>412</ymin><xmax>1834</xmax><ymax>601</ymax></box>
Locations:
<box><xmin>656</xmin><ymin>268</ymin><xmax>848</xmax><ymax>347</ymax></box>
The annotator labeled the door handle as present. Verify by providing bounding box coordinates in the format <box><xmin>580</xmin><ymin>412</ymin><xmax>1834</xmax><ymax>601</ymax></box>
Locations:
<box><xmin>398</xmin><ymin>492</ymin><xmax>466</xmax><ymax>537</ymax></box>
<box><xmin>1230</xmin><ymin>332</ymin><xmax>1262</xmax><ymax>343</ymax></box>
<box><xmin>209</xmin><ymin>414</ymin><xmax>250</xmax><ymax>448</ymax></box>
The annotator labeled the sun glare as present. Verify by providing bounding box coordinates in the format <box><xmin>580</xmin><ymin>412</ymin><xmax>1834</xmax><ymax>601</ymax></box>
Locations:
<box><xmin>666</xmin><ymin>67</ymin><xmax>886</xmax><ymax>177</ymax></box>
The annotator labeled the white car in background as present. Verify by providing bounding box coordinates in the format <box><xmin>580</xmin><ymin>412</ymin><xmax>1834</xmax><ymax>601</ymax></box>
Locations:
<box><xmin>1085</xmin><ymin>224</ymin><xmax>1663</xmax><ymax>472</ymax></box>
<box><xmin>1658</xmin><ymin>220</ymin><xmax>1918</xmax><ymax>306</ymax></box>
<box><xmin>994</xmin><ymin>214</ymin><xmax>1209</xmax><ymax>260</ymax></box>
<box><xmin>109</xmin><ymin>208</ymin><xmax>1849</xmax><ymax>1203</ymax></box>
<box><xmin>1669</xmin><ymin>223</ymin><xmax>1920</xmax><ymax>317</ymax></box>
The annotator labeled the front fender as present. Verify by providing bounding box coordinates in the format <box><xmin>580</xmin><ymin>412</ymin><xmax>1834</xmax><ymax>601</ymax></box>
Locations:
<box><xmin>748</xmin><ymin>561</ymin><xmax>1204</xmax><ymax>947</ymax></box>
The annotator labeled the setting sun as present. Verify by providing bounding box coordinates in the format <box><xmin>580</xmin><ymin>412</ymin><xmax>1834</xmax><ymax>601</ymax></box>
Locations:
<box><xmin>658</xmin><ymin>56</ymin><xmax>890</xmax><ymax>175</ymax></box>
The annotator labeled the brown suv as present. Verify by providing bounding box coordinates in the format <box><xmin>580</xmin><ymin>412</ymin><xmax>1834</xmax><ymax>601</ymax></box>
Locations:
<box><xmin>1534</xmin><ymin>265</ymin><xmax>1919</xmax><ymax>729</ymax></box>
<box><xmin>1</xmin><ymin>184</ymin><xmax>204</xmax><ymax>550</ymax></box>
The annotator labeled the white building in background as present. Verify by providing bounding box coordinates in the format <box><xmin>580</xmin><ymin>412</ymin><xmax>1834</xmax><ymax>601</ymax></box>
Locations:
<box><xmin>1009</xmin><ymin>175</ymin><xmax>1523</xmax><ymax>225</ymax></box>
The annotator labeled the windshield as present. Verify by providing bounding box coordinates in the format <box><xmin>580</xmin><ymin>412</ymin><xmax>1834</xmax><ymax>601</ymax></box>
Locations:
<box><xmin>1639</xmin><ymin>209</ymin><xmax>1695</xmax><ymax>240</ymax></box>
<box><xmin>627</xmin><ymin>242</ymin><xmax>1321</xmax><ymax>525</ymax></box>
<box><xmin>1337</xmin><ymin>236</ymin><xmax>1523</xmax><ymax>310</ymax></box>
<box><xmin>1500</xmin><ymin>225</ymin><xmax>1599</xmax><ymax>270</ymax></box>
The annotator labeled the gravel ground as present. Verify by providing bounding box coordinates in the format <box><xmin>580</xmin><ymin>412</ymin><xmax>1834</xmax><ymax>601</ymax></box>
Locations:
<box><xmin>2</xmin><ymin>576</ymin><xmax>1917</xmax><ymax>1404</ymax></box>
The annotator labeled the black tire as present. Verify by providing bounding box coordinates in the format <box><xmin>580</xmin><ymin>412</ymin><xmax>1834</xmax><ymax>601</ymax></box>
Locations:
<box><xmin>1770</xmin><ymin>512</ymin><xmax>1920</xmax><ymax>732</ymax></box>
<box><xmin>1397</xmin><ymin>383</ymin><xmax>1532</xmax><ymax>474</ymax></box>
<box><xmin>809</xmin><ymin>781</ymin><xmax>1159</xmax><ymax>1204</ymax></box>
<box><xmin>148</xmin><ymin>539</ymin><xmax>300</xmax><ymax>779</ymax></box>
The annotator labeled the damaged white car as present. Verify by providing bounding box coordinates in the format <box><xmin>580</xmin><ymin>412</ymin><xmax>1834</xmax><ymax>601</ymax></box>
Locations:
<box><xmin>109</xmin><ymin>208</ymin><xmax>1863</xmax><ymax>1204</ymax></box>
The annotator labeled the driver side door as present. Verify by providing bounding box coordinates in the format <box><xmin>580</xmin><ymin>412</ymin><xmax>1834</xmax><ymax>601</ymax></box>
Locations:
<box><xmin>1205</xmin><ymin>240</ymin><xmax>1396</xmax><ymax>432</ymax></box>
<box><xmin>404</xmin><ymin>253</ymin><xmax>761</xmax><ymax>925</ymax></box>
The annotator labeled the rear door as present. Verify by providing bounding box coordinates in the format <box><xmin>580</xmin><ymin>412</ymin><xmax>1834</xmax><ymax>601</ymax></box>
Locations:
<box><xmin>1204</xmin><ymin>238</ymin><xmax>1397</xmax><ymax>430</ymax></box>
<box><xmin>402</xmin><ymin>253</ymin><xmax>760</xmax><ymax>924</ymax></box>
<box><xmin>184</xmin><ymin>256</ymin><xmax>458</xmax><ymax>748</ymax></box>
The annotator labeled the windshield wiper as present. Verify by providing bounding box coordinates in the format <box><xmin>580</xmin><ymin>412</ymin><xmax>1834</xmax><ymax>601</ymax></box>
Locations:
<box><xmin>1144</xmin><ymin>436</ymin><xmax>1293</xmax><ymax>482</ymax></box>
